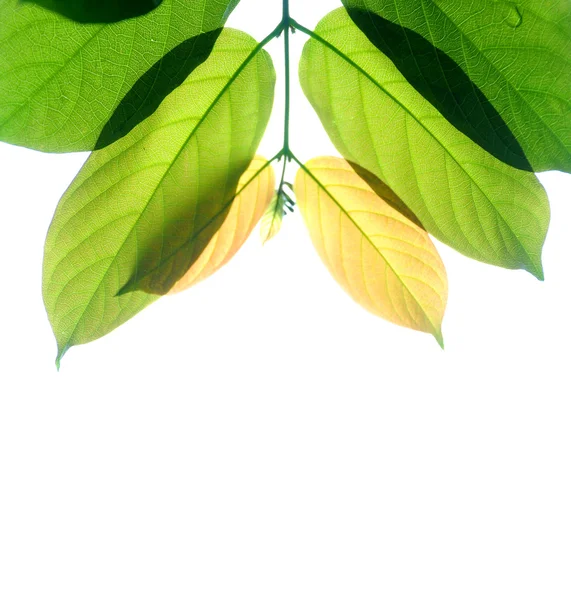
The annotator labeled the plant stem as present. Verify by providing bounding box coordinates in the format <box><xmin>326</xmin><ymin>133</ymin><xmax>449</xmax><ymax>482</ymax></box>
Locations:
<box><xmin>276</xmin><ymin>0</ymin><xmax>292</xmax><ymax>202</ymax></box>
<box><xmin>282</xmin><ymin>0</ymin><xmax>291</xmax><ymax>156</ymax></box>
<box><xmin>277</xmin><ymin>150</ymin><xmax>288</xmax><ymax>200</ymax></box>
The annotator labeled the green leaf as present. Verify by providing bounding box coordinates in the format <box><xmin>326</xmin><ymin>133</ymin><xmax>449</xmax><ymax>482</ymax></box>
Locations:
<box><xmin>0</xmin><ymin>0</ymin><xmax>239</xmax><ymax>151</ymax></box>
<box><xmin>299</xmin><ymin>9</ymin><xmax>550</xmax><ymax>278</ymax></box>
<box><xmin>23</xmin><ymin>0</ymin><xmax>163</xmax><ymax>23</ymax></box>
<box><xmin>342</xmin><ymin>0</ymin><xmax>571</xmax><ymax>173</ymax></box>
<box><xmin>43</xmin><ymin>28</ymin><xmax>275</xmax><ymax>365</ymax></box>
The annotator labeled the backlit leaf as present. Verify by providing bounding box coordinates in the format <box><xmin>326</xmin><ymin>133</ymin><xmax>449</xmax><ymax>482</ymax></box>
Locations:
<box><xmin>342</xmin><ymin>0</ymin><xmax>571</xmax><ymax>173</ymax></box>
<box><xmin>43</xmin><ymin>28</ymin><xmax>275</xmax><ymax>365</ymax></box>
<box><xmin>24</xmin><ymin>0</ymin><xmax>163</xmax><ymax>23</ymax></box>
<box><xmin>299</xmin><ymin>9</ymin><xmax>550</xmax><ymax>278</ymax></box>
<box><xmin>170</xmin><ymin>156</ymin><xmax>276</xmax><ymax>293</ymax></box>
<box><xmin>0</xmin><ymin>0</ymin><xmax>239</xmax><ymax>151</ymax></box>
<box><xmin>294</xmin><ymin>156</ymin><xmax>448</xmax><ymax>345</ymax></box>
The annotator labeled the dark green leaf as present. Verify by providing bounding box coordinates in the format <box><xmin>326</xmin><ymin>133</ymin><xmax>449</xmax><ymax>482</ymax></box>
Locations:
<box><xmin>299</xmin><ymin>9</ymin><xmax>549</xmax><ymax>277</ymax></box>
<box><xmin>22</xmin><ymin>0</ymin><xmax>162</xmax><ymax>23</ymax></box>
<box><xmin>43</xmin><ymin>28</ymin><xmax>275</xmax><ymax>365</ymax></box>
<box><xmin>0</xmin><ymin>0</ymin><xmax>239</xmax><ymax>151</ymax></box>
<box><xmin>342</xmin><ymin>0</ymin><xmax>571</xmax><ymax>173</ymax></box>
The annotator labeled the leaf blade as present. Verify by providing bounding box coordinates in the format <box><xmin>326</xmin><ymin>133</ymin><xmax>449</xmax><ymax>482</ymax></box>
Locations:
<box><xmin>43</xmin><ymin>28</ymin><xmax>275</xmax><ymax>363</ymax></box>
<box><xmin>299</xmin><ymin>9</ymin><xmax>550</xmax><ymax>278</ymax></box>
<box><xmin>294</xmin><ymin>156</ymin><xmax>448</xmax><ymax>344</ymax></box>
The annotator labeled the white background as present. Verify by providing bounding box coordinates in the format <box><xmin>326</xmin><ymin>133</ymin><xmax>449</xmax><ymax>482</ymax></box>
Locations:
<box><xmin>1</xmin><ymin>0</ymin><xmax>570</xmax><ymax>598</ymax></box>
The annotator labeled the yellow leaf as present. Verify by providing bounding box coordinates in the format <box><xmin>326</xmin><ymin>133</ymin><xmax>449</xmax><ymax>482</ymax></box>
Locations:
<box><xmin>170</xmin><ymin>156</ymin><xmax>275</xmax><ymax>294</ymax></box>
<box><xmin>294</xmin><ymin>156</ymin><xmax>448</xmax><ymax>345</ymax></box>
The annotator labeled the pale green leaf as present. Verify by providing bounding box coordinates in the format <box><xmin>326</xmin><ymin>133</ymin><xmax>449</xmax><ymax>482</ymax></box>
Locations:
<box><xmin>42</xmin><ymin>28</ymin><xmax>275</xmax><ymax>365</ymax></box>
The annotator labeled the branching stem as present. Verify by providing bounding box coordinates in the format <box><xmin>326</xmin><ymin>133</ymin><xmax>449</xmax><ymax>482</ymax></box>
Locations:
<box><xmin>282</xmin><ymin>0</ymin><xmax>291</xmax><ymax>156</ymax></box>
<box><xmin>276</xmin><ymin>0</ymin><xmax>292</xmax><ymax>201</ymax></box>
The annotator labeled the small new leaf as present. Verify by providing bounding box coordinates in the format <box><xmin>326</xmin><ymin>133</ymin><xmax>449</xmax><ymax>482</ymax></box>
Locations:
<box><xmin>170</xmin><ymin>156</ymin><xmax>276</xmax><ymax>293</ymax></box>
<box><xmin>294</xmin><ymin>156</ymin><xmax>448</xmax><ymax>345</ymax></box>
<box><xmin>260</xmin><ymin>191</ymin><xmax>286</xmax><ymax>244</ymax></box>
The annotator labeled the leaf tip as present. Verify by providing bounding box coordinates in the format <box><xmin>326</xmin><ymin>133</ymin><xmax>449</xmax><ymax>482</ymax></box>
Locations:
<box><xmin>434</xmin><ymin>330</ymin><xmax>445</xmax><ymax>350</ymax></box>
<box><xmin>533</xmin><ymin>264</ymin><xmax>545</xmax><ymax>282</ymax></box>
<box><xmin>55</xmin><ymin>344</ymin><xmax>69</xmax><ymax>371</ymax></box>
<box><xmin>523</xmin><ymin>259</ymin><xmax>545</xmax><ymax>282</ymax></box>
<box><xmin>260</xmin><ymin>229</ymin><xmax>278</xmax><ymax>245</ymax></box>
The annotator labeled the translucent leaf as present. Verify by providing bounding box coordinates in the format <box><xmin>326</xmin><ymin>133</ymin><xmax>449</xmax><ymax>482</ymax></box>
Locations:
<box><xmin>342</xmin><ymin>0</ymin><xmax>571</xmax><ymax>173</ymax></box>
<box><xmin>0</xmin><ymin>0</ymin><xmax>238</xmax><ymax>151</ymax></box>
<box><xmin>170</xmin><ymin>156</ymin><xmax>276</xmax><ymax>293</ymax></box>
<box><xmin>299</xmin><ymin>9</ymin><xmax>550</xmax><ymax>278</ymax></box>
<box><xmin>294</xmin><ymin>156</ymin><xmax>448</xmax><ymax>345</ymax></box>
<box><xmin>43</xmin><ymin>29</ymin><xmax>275</xmax><ymax>365</ymax></box>
<box><xmin>23</xmin><ymin>0</ymin><xmax>163</xmax><ymax>23</ymax></box>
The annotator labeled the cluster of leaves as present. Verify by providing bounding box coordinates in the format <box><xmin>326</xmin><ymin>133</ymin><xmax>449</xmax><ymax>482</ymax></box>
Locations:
<box><xmin>0</xmin><ymin>0</ymin><xmax>568</xmax><ymax>365</ymax></box>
